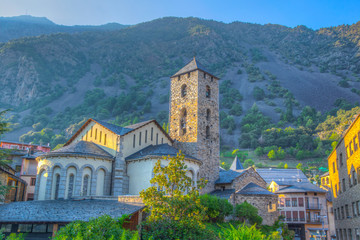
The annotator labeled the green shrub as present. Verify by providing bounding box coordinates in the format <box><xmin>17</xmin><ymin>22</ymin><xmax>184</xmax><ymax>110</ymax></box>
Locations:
<box><xmin>53</xmin><ymin>215</ymin><xmax>137</xmax><ymax>240</ymax></box>
<box><xmin>243</xmin><ymin>159</ymin><xmax>254</xmax><ymax>168</ymax></box>
<box><xmin>253</xmin><ymin>87</ymin><xmax>265</xmax><ymax>100</ymax></box>
<box><xmin>235</xmin><ymin>201</ymin><xmax>263</xmax><ymax>225</ymax></box>
<box><xmin>229</xmin><ymin>104</ymin><xmax>243</xmax><ymax>116</ymax></box>
<box><xmin>141</xmin><ymin>220</ymin><xmax>217</xmax><ymax>240</ymax></box>
<box><xmin>219</xmin><ymin>224</ymin><xmax>275</xmax><ymax>240</ymax></box>
<box><xmin>254</xmin><ymin>147</ymin><xmax>264</xmax><ymax>156</ymax></box>
<box><xmin>200</xmin><ymin>194</ymin><xmax>233</xmax><ymax>222</ymax></box>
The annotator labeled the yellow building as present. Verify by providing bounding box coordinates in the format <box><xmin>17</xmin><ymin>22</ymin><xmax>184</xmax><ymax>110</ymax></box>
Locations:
<box><xmin>328</xmin><ymin>113</ymin><xmax>360</xmax><ymax>240</ymax></box>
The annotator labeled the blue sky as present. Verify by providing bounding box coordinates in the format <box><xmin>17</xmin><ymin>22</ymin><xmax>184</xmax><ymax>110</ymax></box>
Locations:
<box><xmin>1</xmin><ymin>0</ymin><xmax>359</xmax><ymax>29</ymax></box>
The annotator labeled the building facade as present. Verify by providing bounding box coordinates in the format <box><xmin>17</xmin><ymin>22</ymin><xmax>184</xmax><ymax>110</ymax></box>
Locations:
<box><xmin>328</xmin><ymin>114</ymin><xmax>360</xmax><ymax>240</ymax></box>
<box><xmin>258</xmin><ymin>168</ymin><xmax>330</xmax><ymax>240</ymax></box>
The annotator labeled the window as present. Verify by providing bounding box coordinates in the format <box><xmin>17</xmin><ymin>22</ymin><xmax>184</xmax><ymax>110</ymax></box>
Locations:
<box><xmin>139</xmin><ymin>132</ymin><xmax>142</xmax><ymax>146</ymax></box>
<box><xmin>104</xmin><ymin>134</ymin><xmax>107</xmax><ymax>145</ymax></box>
<box><xmin>83</xmin><ymin>175</ymin><xmax>89</xmax><ymax>196</ymax></box>
<box><xmin>181</xmin><ymin>84</ymin><xmax>187</xmax><ymax>97</ymax></box>
<box><xmin>133</xmin><ymin>134</ymin><xmax>136</xmax><ymax>148</ymax></box>
<box><xmin>292</xmin><ymin>198</ymin><xmax>297</xmax><ymax>207</ymax></box>
<box><xmin>211</xmin><ymin>76</ymin><xmax>213</xmax><ymax>81</ymax></box>
<box><xmin>333</xmin><ymin>162</ymin><xmax>336</xmax><ymax>173</ymax></box>
<box><xmin>341</xmin><ymin>206</ymin><xmax>345</xmax><ymax>219</ymax></box>
<box><xmin>145</xmin><ymin>130</ymin><xmax>148</xmax><ymax>143</ymax></box>
<box><xmin>349</xmin><ymin>229</ymin><xmax>353</xmax><ymax>240</ymax></box>
<box><xmin>206</xmin><ymin>126</ymin><xmax>210</xmax><ymax>139</ymax></box>
<box><xmin>285</xmin><ymin>211</ymin><xmax>291</xmax><ymax>221</ymax></box>
<box><xmin>345</xmin><ymin>204</ymin><xmax>349</xmax><ymax>218</ymax></box>
<box><xmin>285</xmin><ymin>198</ymin><xmax>291</xmax><ymax>207</ymax></box>
<box><xmin>161</xmin><ymin>138</ymin><xmax>163</xmax><ymax>144</ymax></box>
<box><xmin>100</xmin><ymin>131</ymin><xmax>102</xmax><ymax>143</ymax></box>
<box><xmin>68</xmin><ymin>174</ymin><xmax>74</xmax><ymax>198</ymax></box>
<box><xmin>292</xmin><ymin>211</ymin><xmax>298</xmax><ymax>221</ymax></box>
<box><xmin>180</xmin><ymin>108</ymin><xmax>187</xmax><ymax>135</ymax></box>
<box><xmin>206</xmin><ymin>85</ymin><xmax>211</xmax><ymax>98</ymax></box>
<box><xmin>54</xmin><ymin>174</ymin><xmax>60</xmax><ymax>200</ymax></box>
<box><xmin>151</xmin><ymin>127</ymin><xmax>153</xmax><ymax>141</ymax></box>
<box><xmin>90</xmin><ymin>127</ymin><xmax>93</xmax><ymax>137</ymax></box>
<box><xmin>353</xmin><ymin>170</ymin><xmax>357</xmax><ymax>185</ymax></box>
<box><xmin>357</xmin><ymin>201</ymin><xmax>360</xmax><ymax>215</ymax></box>
<box><xmin>156</xmin><ymin>133</ymin><xmax>158</xmax><ymax>145</ymax></box>
<box><xmin>298</xmin><ymin>198</ymin><xmax>304</xmax><ymax>207</ymax></box>
<box><xmin>206</xmin><ymin>109</ymin><xmax>211</xmax><ymax>121</ymax></box>
<box><xmin>353</xmin><ymin>202</ymin><xmax>357</xmax><ymax>217</ymax></box>
<box><xmin>354</xmin><ymin>136</ymin><xmax>358</xmax><ymax>151</ymax></box>
<box><xmin>188</xmin><ymin>72</ymin><xmax>190</xmax><ymax>78</ymax></box>
<box><xmin>279</xmin><ymin>198</ymin><xmax>285</xmax><ymax>207</ymax></box>
<box><xmin>178</xmin><ymin>75</ymin><xmax>180</xmax><ymax>81</ymax></box>
<box><xmin>355</xmin><ymin>228</ymin><xmax>360</xmax><ymax>240</ymax></box>
<box><xmin>340</xmin><ymin>153</ymin><xmax>343</xmax><ymax>166</ymax></box>
<box><xmin>334</xmin><ymin>209</ymin><xmax>337</xmax><ymax>220</ymax></box>
<box><xmin>269</xmin><ymin>201</ymin><xmax>272</xmax><ymax>210</ymax></box>
<box><xmin>335</xmin><ymin>184</ymin><xmax>338</xmax><ymax>194</ymax></box>
<box><xmin>95</xmin><ymin>129</ymin><xmax>97</xmax><ymax>140</ymax></box>
<box><xmin>299</xmin><ymin>211</ymin><xmax>305</xmax><ymax>221</ymax></box>
<box><xmin>27</xmin><ymin>193</ymin><xmax>34</xmax><ymax>201</ymax></box>
<box><xmin>30</xmin><ymin>178</ymin><xmax>36</xmax><ymax>186</ymax></box>
<box><xmin>338</xmin><ymin>207</ymin><xmax>341</xmax><ymax>220</ymax></box>
<box><xmin>343</xmin><ymin>178</ymin><xmax>346</xmax><ymax>192</ymax></box>
<box><xmin>203</xmin><ymin>72</ymin><xmax>206</xmax><ymax>78</ymax></box>
<box><xmin>350</xmin><ymin>141</ymin><xmax>354</xmax><ymax>156</ymax></box>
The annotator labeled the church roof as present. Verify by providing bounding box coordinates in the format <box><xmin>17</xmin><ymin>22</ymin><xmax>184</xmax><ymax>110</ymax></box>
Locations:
<box><xmin>65</xmin><ymin>119</ymin><xmax>173</xmax><ymax>146</ymax></box>
<box><xmin>230</xmin><ymin>156</ymin><xmax>244</xmax><ymax>170</ymax></box>
<box><xmin>0</xmin><ymin>199</ymin><xmax>144</xmax><ymax>223</ymax></box>
<box><xmin>125</xmin><ymin>144</ymin><xmax>200</xmax><ymax>163</ymax></box>
<box><xmin>171</xmin><ymin>57</ymin><xmax>218</xmax><ymax>78</ymax></box>
<box><xmin>215</xmin><ymin>169</ymin><xmax>246</xmax><ymax>184</ymax></box>
<box><xmin>236</xmin><ymin>182</ymin><xmax>275</xmax><ymax>195</ymax></box>
<box><xmin>42</xmin><ymin>141</ymin><xmax>114</xmax><ymax>160</ymax></box>
<box><xmin>256</xmin><ymin>168</ymin><xmax>309</xmax><ymax>184</ymax></box>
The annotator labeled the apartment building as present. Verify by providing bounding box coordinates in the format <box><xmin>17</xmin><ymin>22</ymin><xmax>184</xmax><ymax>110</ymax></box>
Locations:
<box><xmin>328</xmin><ymin>114</ymin><xmax>360</xmax><ymax>240</ymax></box>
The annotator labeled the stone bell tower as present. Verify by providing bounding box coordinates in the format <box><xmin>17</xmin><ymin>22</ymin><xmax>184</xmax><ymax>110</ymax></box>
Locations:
<box><xmin>169</xmin><ymin>57</ymin><xmax>220</xmax><ymax>193</ymax></box>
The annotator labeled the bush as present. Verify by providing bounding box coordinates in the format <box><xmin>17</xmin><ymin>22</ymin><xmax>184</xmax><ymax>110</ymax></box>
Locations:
<box><xmin>200</xmin><ymin>194</ymin><xmax>233</xmax><ymax>222</ymax></box>
<box><xmin>219</xmin><ymin>224</ymin><xmax>277</xmax><ymax>240</ymax></box>
<box><xmin>235</xmin><ymin>201</ymin><xmax>263</xmax><ymax>225</ymax></box>
<box><xmin>141</xmin><ymin>220</ymin><xmax>217</xmax><ymax>240</ymax></box>
<box><xmin>254</xmin><ymin>147</ymin><xmax>264</xmax><ymax>156</ymax></box>
<box><xmin>244</xmin><ymin>159</ymin><xmax>255</xmax><ymax>168</ymax></box>
<box><xmin>253</xmin><ymin>87</ymin><xmax>265</xmax><ymax>100</ymax></box>
<box><xmin>229</xmin><ymin>104</ymin><xmax>243</xmax><ymax>116</ymax></box>
<box><xmin>53</xmin><ymin>215</ymin><xmax>137</xmax><ymax>240</ymax></box>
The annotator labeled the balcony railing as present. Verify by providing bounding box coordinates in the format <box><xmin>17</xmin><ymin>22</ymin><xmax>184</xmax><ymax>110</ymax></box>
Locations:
<box><xmin>306</xmin><ymin>218</ymin><xmax>322</xmax><ymax>224</ymax></box>
<box><xmin>306</xmin><ymin>204</ymin><xmax>322</xmax><ymax>210</ymax></box>
<box><xmin>284</xmin><ymin>218</ymin><xmax>306</xmax><ymax>223</ymax></box>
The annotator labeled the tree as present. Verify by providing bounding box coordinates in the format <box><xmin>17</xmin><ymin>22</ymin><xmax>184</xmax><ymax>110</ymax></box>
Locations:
<box><xmin>199</xmin><ymin>194</ymin><xmax>233</xmax><ymax>222</ymax></box>
<box><xmin>268</xmin><ymin>150</ymin><xmax>276</xmax><ymax>160</ymax></box>
<box><xmin>53</xmin><ymin>215</ymin><xmax>137</xmax><ymax>240</ymax></box>
<box><xmin>140</xmin><ymin>152</ymin><xmax>207</xmax><ymax>225</ymax></box>
<box><xmin>0</xmin><ymin>110</ymin><xmax>12</xmax><ymax>202</ymax></box>
<box><xmin>235</xmin><ymin>201</ymin><xmax>263</xmax><ymax>225</ymax></box>
<box><xmin>284</xmin><ymin>163</ymin><xmax>288</xmax><ymax>169</ymax></box>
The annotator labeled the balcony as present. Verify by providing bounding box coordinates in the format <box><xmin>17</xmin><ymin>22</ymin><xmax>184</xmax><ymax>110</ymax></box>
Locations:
<box><xmin>284</xmin><ymin>218</ymin><xmax>306</xmax><ymax>223</ymax></box>
<box><xmin>306</xmin><ymin>204</ymin><xmax>322</xmax><ymax>210</ymax></box>
<box><xmin>306</xmin><ymin>218</ymin><xmax>322</xmax><ymax>224</ymax></box>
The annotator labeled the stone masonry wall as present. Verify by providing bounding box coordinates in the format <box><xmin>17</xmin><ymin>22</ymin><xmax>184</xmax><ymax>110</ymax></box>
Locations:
<box><xmin>231</xmin><ymin>168</ymin><xmax>267</xmax><ymax>191</ymax></box>
<box><xmin>232</xmin><ymin>194</ymin><xmax>279</xmax><ymax>225</ymax></box>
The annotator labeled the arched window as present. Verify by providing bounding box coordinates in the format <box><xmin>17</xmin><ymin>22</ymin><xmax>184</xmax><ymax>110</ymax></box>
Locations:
<box><xmin>83</xmin><ymin>175</ymin><xmax>89</xmax><ymax>196</ymax></box>
<box><xmin>206</xmin><ymin>109</ymin><xmax>211</xmax><ymax>121</ymax></box>
<box><xmin>133</xmin><ymin>134</ymin><xmax>136</xmax><ymax>148</ymax></box>
<box><xmin>54</xmin><ymin>174</ymin><xmax>60</xmax><ymax>199</ymax></box>
<box><xmin>151</xmin><ymin>128</ymin><xmax>153</xmax><ymax>141</ymax></box>
<box><xmin>145</xmin><ymin>130</ymin><xmax>148</xmax><ymax>143</ymax></box>
<box><xmin>206</xmin><ymin>86</ymin><xmax>211</xmax><ymax>98</ymax></box>
<box><xmin>188</xmin><ymin>72</ymin><xmax>190</xmax><ymax>78</ymax></box>
<box><xmin>180</xmin><ymin>109</ymin><xmax>187</xmax><ymax>135</ymax></box>
<box><xmin>156</xmin><ymin>133</ymin><xmax>159</xmax><ymax>145</ymax></box>
<box><xmin>181</xmin><ymin>84</ymin><xmax>187</xmax><ymax>97</ymax></box>
<box><xmin>206</xmin><ymin>126</ymin><xmax>210</xmax><ymax>139</ymax></box>
<box><xmin>68</xmin><ymin>174</ymin><xmax>74</xmax><ymax>198</ymax></box>
<box><xmin>51</xmin><ymin>166</ymin><xmax>61</xmax><ymax>200</ymax></box>
<box><xmin>139</xmin><ymin>132</ymin><xmax>142</xmax><ymax>146</ymax></box>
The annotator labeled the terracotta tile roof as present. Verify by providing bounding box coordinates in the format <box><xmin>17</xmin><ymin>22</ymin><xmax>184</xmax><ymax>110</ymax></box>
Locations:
<box><xmin>0</xmin><ymin>199</ymin><xmax>144</xmax><ymax>223</ymax></box>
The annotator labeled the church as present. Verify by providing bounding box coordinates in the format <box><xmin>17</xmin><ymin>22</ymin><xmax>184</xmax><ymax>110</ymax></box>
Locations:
<box><xmin>34</xmin><ymin>57</ymin><xmax>220</xmax><ymax>199</ymax></box>
<box><xmin>0</xmin><ymin>58</ymin><xmax>278</xmax><ymax>238</ymax></box>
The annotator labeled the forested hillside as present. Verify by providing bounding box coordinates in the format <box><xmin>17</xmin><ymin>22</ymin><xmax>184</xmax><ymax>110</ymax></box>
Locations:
<box><xmin>0</xmin><ymin>17</ymin><xmax>359</xmax><ymax>162</ymax></box>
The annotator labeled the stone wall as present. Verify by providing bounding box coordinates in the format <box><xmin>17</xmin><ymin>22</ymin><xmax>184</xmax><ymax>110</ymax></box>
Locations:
<box><xmin>232</xmin><ymin>194</ymin><xmax>279</xmax><ymax>226</ymax></box>
<box><xmin>231</xmin><ymin>168</ymin><xmax>267</xmax><ymax>190</ymax></box>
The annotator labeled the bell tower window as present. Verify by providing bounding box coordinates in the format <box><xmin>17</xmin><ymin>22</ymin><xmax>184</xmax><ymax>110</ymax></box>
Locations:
<box><xmin>181</xmin><ymin>84</ymin><xmax>187</xmax><ymax>97</ymax></box>
<box><xmin>206</xmin><ymin>85</ymin><xmax>211</xmax><ymax>98</ymax></box>
<box><xmin>206</xmin><ymin>126</ymin><xmax>210</xmax><ymax>139</ymax></box>
<box><xmin>188</xmin><ymin>72</ymin><xmax>190</xmax><ymax>78</ymax></box>
<box><xmin>180</xmin><ymin>108</ymin><xmax>187</xmax><ymax>135</ymax></box>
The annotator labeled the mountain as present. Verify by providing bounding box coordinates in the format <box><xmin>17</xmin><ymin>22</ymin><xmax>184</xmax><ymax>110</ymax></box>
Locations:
<box><xmin>0</xmin><ymin>15</ymin><xmax>128</xmax><ymax>42</ymax></box>
<box><xmin>0</xmin><ymin>17</ymin><xmax>359</xmax><ymax>148</ymax></box>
